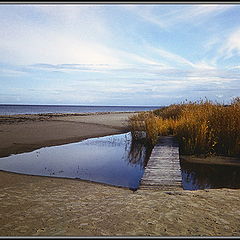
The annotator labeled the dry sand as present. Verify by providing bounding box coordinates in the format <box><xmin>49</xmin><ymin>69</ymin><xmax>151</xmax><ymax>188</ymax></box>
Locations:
<box><xmin>0</xmin><ymin>112</ymin><xmax>134</xmax><ymax>158</ymax></box>
<box><xmin>0</xmin><ymin>112</ymin><xmax>240</xmax><ymax>237</ymax></box>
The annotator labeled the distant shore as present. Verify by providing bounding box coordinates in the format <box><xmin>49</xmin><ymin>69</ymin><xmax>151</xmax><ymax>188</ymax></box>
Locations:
<box><xmin>0</xmin><ymin>104</ymin><xmax>161</xmax><ymax>116</ymax></box>
<box><xmin>0</xmin><ymin>111</ymin><xmax>137</xmax><ymax>158</ymax></box>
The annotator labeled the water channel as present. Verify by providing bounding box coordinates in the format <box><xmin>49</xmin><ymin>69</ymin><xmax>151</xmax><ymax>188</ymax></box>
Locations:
<box><xmin>180</xmin><ymin>160</ymin><xmax>240</xmax><ymax>190</ymax></box>
<box><xmin>0</xmin><ymin>132</ymin><xmax>152</xmax><ymax>190</ymax></box>
<box><xmin>0</xmin><ymin>132</ymin><xmax>240</xmax><ymax>190</ymax></box>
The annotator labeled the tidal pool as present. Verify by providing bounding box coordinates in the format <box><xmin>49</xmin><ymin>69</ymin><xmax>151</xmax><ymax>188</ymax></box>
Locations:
<box><xmin>0</xmin><ymin>132</ymin><xmax>152</xmax><ymax>190</ymax></box>
<box><xmin>180</xmin><ymin>160</ymin><xmax>240</xmax><ymax>190</ymax></box>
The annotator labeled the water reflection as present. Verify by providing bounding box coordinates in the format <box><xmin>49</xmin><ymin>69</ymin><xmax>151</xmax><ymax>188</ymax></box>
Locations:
<box><xmin>128</xmin><ymin>140</ymin><xmax>152</xmax><ymax>168</ymax></box>
<box><xmin>180</xmin><ymin>159</ymin><xmax>240</xmax><ymax>190</ymax></box>
<box><xmin>0</xmin><ymin>132</ymin><xmax>152</xmax><ymax>190</ymax></box>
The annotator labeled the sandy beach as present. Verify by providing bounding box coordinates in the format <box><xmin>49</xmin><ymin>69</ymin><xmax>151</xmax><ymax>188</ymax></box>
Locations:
<box><xmin>0</xmin><ymin>112</ymin><xmax>134</xmax><ymax>158</ymax></box>
<box><xmin>0</xmin><ymin>112</ymin><xmax>240</xmax><ymax>237</ymax></box>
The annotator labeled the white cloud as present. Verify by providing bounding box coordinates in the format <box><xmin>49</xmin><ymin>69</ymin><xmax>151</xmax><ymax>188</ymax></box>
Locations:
<box><xmin>218</xmin><ymin>28</ymin><xmax>240</xmax><ymax>59</ymax></box>
<box><xmin>174</xmin><ymin>4</ymin><xmax>234</xmax><ymax>22</ymax></box>
<box><xmin>0</xmin><ymin>27</ymin><xmax>120</xmax><ymax>65</ymax></box>
<box><xmin>123</xmin><ymin>4</ymin><xmax>234</xmax><ymax>30</ymax></box>
<box><xmin>0</xmin><ymin>68</ymin><xmax>28</xmax><ymax>77</ymax></box>
<box><xmin>204</xmin><ymin>36</ymin><xmax>220</xmax><ymax>51</ymax></box>
<box><xmin>1</xmin><ymin>4</ymin><xmax>240</xmax><ymax>105</ymax></box>
<box><xmin>0</xmin><ymin>5</ymin><xmax>120</xmax><ymax>65</ymax></box>
<box><xmin>193</xmin><ymin>61</ymin><xmax>217</xmax><ymax>70</ymax></box>
<box><xmin>228</xmin><ymin>65</ymin><xmax>240</xmax><ymax>70</ymax></box>
<box><xmin>146</xmin><ymin>45</ymin><xmax>217</xmax><ymax>71</ymax></box>
<box><xmin>0</xmin><ymin>4</ymin><xmax>229</xmax><ymax>71</ymax></box>
<box><xmin>0</xmin><ymin>5</ymin><xmax>169</xmax><ymax>69</ymax></box>
<box><xmin>147</xmin><ymin>46</ymin><xmax>196</xmax><ymax>68</ymax></box>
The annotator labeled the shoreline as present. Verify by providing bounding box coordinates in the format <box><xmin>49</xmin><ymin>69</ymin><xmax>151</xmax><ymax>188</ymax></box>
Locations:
<box><xmin>181</xmin><ymin>155</ymin><xmax>240</xmax><ymax>166</ymax></box>
<box><xmin>0</xmin><ymin>169</ymin><xmax>132</xmax><ymax>191</ymax></box>
<box><xmin>0</xmin><ymin>111</ymin><xmax>142</xmax><ymax>124</ymax></box>
<box><xmin>0</xmin><ymin>110</ymin><xmax>153</xmax><ymax>119</ymax></box>
<box><xmin>0</xmin><ymin>111</ymin><xmax>136</xmax><ymax>158</ymax></box>
<box><xmin>0</xmin><ymin>110</ymin><xmax>144</xmax><ymax>117</ymax></box>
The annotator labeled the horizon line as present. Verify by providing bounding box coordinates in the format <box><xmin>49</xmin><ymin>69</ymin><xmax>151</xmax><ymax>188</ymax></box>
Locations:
<box><xmin>0</xmin><ymin>103</ymin><xmax>164</xmax><ymax>107</ymax></box>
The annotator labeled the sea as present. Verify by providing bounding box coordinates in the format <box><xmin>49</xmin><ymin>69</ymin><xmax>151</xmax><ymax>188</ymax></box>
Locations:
<box><xmin>0</xmin><ymin>104</ymin><xmax>162</xmax><ymax>115</ymax></box>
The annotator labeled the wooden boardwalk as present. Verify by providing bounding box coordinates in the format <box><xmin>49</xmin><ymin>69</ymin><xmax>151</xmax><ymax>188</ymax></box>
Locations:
<box><xmin>139</xmin><ymin>136</ymin><xmax>182</xmax><ymax>190</ymax></box>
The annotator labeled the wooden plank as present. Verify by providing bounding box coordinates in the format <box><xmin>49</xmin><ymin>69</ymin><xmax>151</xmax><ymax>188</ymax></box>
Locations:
<box><xmin>139</xmin><ymin>136</ymin><xmax>182</xmax><ymax>191</ymax></box>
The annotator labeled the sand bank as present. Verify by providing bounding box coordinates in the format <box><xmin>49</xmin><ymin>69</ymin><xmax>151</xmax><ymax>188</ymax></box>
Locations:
<box><xmin>0</xmin><ymin>112</ymin><xmax>135</xmax><ymax>158</ymax></box>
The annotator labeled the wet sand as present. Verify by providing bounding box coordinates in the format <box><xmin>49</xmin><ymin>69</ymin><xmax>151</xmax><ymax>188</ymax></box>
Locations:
<box><xmin>1</xmin><ymin>112</ymin><xmax>240</xmax><ymax>237</ymax></box>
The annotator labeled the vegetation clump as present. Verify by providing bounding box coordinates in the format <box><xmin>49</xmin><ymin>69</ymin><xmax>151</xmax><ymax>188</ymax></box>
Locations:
<box><xmin>128</xmin><ymin>98</ymin><xmax>240</xmax><ymax>157</ymax></box>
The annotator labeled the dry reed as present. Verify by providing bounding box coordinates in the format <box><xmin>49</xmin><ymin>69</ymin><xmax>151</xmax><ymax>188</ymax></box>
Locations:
<box><xmin>128</xmin><ymin>98</ymin><xmax>240</xmax><ymax>157</ymax></box>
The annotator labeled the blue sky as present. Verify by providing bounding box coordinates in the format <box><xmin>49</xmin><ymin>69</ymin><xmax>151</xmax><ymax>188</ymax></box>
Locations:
<box><xmin>1</xmin><ymin>3</ymin><xmax>240</xmax><ymax>106</ymax></box>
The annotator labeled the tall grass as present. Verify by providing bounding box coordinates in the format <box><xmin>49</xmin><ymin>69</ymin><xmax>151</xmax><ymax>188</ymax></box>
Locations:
<box><xmin>128</xmin><ymin>98</ymin><xmax>240</xmax><ymax>157</ymax></box>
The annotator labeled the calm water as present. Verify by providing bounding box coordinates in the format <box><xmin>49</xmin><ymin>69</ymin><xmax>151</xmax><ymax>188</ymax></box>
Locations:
<box><xmin>0</xmin><ymin>104</ymin><xmax>161</xmax><ymax>115</ymax></box>
<box><xmin>1</xmin><ymin>129</ymin><xmax>238</xmax><ymax>190</ymax></box>
<box><xmin>0</xmin><ymin>132</ymin><xmax>152</xmax><ymax>190</ymax></box>
<box><xmin>180</xmin><ymin>160</ymin><xmax>240</xmax><ymax>190</ymax></box>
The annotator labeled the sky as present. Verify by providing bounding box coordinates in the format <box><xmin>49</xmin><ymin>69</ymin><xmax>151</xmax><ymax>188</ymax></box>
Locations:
<box><xmin>0</xmin><ymin>3</ymin><xmax>240</xmax><ymax>106</ymax></box>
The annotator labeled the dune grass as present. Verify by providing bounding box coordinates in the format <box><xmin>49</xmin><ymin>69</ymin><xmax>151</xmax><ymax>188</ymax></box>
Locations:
<box><xmin>128</xmin><ymin>98</ymin><xmax>240</xmax><ymax>157</ymax></box>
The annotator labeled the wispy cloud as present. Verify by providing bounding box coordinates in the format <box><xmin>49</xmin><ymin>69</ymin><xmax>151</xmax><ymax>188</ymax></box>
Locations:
<box><xmin>123</xmin><ymin>4</ymin><xmax>234</xmax><ymax>30</ymax></box>
<box><xmin>146</xmin><ymin>45</ymin><xmax>196</xmax><ymax>68</ymax></box>
<box><xmin>173</xmin><ymin>4</ymin><xmax>234</xmax><ymax>23</ymax></box>
<box><xmin>218</xmin><ymin>28</ymin><xmax>240</xmax><ymax>59</ymax></box>
<box><xmin>1</xmin><ymin>4</ymin><xmax>240</xmax><ymax>105</ymax></box>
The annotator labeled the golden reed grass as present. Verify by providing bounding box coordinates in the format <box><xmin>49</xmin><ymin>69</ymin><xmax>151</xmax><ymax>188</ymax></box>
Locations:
<box><xmin>128</xmin><ymin>98</ymin><xmax>240</xmax><ymax>157</ymax></box>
